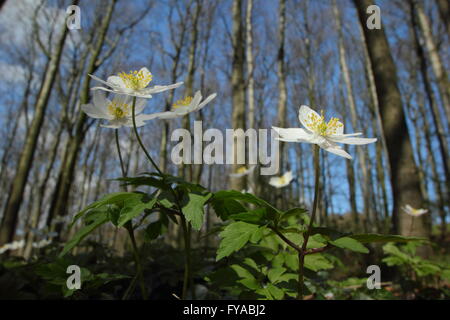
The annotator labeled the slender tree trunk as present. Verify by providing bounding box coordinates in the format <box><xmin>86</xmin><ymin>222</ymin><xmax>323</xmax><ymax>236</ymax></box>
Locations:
<box><xmin>411</xmin><ymin>0</ymin><xmax>450</xmax><ymax>124</ymax></box>
<box><xmin>435</xmin><ymin>0</ymin><xmax>450</xmax><ymax>35</ymax></box>
<box><xmin>410</xmin><ymin>3</ymin><xmax>450</xmax><ymax>207</ymax></box>
<box><xmin>0</xmin><ymin>1</ymin><xmax>77</xmax><ymax>245</ymax></box>
<box><xmin>334</xmin><ymin>0</ymin><xmax>372</xmax><ymax>231</ymax></box>
<box><xmin>277</xmin><ymin>0</ymin><xmax>287</xmax><ymax>172</ymax></box>
<box><xmin>354</xmin><ymin>0</ymin><xmax>429</xmax><ymax>241</ymax></box>
<box><xmin>230</xmin><ymin>0</ymin><xmax>246</xmax><ymax>191</ymax></box>
<box><xmin>46</xmin><ymin>0</ymin><xmax>116</xmax><ymax>232</ymax></box>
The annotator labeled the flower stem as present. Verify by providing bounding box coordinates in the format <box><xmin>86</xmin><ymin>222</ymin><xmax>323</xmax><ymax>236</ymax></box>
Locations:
<box><xmin>115</xmin><ymin>128</ymin><xmax>148</xmax><ymax>300</ymax></box>
<box><xmin>130</xmin><ymin>97</ymin><xmax>193</xmax><ymax>299</ymax></box>
<box><xmin>298</xmin><ymin>144</ymin><xmax>321</xmax><ymax>300</ymax></box>
<box><xmin>131</xmin><ymin>97</ymin><xmax>163</xmax><ymax>176</ymax></box>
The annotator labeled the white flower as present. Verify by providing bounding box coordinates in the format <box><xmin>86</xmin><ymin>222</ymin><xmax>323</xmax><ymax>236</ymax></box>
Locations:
<box><xmin>32</xmin><ymin>239</ymin><xmax>52</xmax><ymax>249</ymax></box>
<box><xmin>324</xmin><ymin>292</ymin><xmax>334</xmax><ymax>300</ymax></box>
<box><xmin>241</xmin><ymin>187</ymin><xmax>254</xmax><ymax>194</ymax></box>
<box><xmin>0</xmin><ymin>239</ymin><xmax>25</xmax><ymax>254</ymax></box>
<box><xmin>90</xmin><ymin>67</ymin><xmax>183</xmax><ymax>98</ymax></box>
<box><xmin>269</xmin><ymin>171</ymin><xmax>293</xmax><ymax>188</ymax></box>
<box><xmin>402</xmin><ymin>204</ymin><xmax>428</xmax><ymax>217</ymax></box>
<box><xmin>230</xmin><ymin>165</ymin><xmax>256</xmax><ymax>178</ymax></box>
<box><xmin>82</xmin><ymin>91</ymin><xmax>152</xmax><ymax>129</ymax></box>
<box><xmin>272</xmin><ymin>105</ymin><xmax>377</xmax><ymax>160</ymax></box>
<box><xmin>141</xmin><ymin>91</ymin><xmax>217</xmax><ymax>120</ymax></box>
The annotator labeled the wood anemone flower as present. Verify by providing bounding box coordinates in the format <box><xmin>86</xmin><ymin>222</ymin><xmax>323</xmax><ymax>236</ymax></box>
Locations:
<box><xmin>81</xmin><ymin>91</ymin><xmax>151</xmax><ymax>129</ymax></box>
<box><xmin>230</xmin><ymin>165</ymin><xmax>256</xmax><ymax>178</ymax></box>
<box><xmin>141</xmin><ymin>90</ymin><xmax>217</xmax><ymax>120</ymax></box>
<box><xmin>89</xmin><ymin>67</ymin><xmax>183</xmax><ymax>99</ymax></box>
<box><xmin>269</xmin><ymin>171</ymin><xmax>294</xmax><ymax>188</ymax></box>
<box><xmin>272</xmin><ymin>105</ymin><xmax>377</xmax><ymax>160</ymax></box>
<box><xmin>402</xmin><ymin>204</ymin><xmax>428</xmax><ymax>217</ymax></box>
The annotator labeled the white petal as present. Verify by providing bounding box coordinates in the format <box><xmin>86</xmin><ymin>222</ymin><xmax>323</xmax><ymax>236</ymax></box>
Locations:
<box><xmin>299</xmin><ymin>105</ymin><xmax>321</xmax><ymax>132</ymax></box>
<box><xmin>334</xmin><ymin>136</ymin><xmax>377</xmax><ymax>145</ymax></box>
<box><xmin>190</xmin><ymin>91</ymin><xmax>203</xmax><ymax>109</ymax></box>
<box><xmin>89</xmin><ymin>74</ymin><xmax>112</xmax><ymax>88</ymax></box>
<box><xmin>134</xmin><ymin>98</ymin><xmax>147</xmax><ymax>114</ymax></box>
<box><xmin>125</xmin><ymin>114</ymin><xmax>147</xmax><ymax>127</ymax></box>
<box><xmin>144</xmin><ymin>81</ymin><xmax>184</xmax><ymax>94</ymax></box>
<box><xmin>82</xmin><ymin>103</ymin><xmax>107</xmax><ymax>119</ymax></box>
<box><xmin>272</xmin><ymin>126</ymin><xmax>314</xmax><ymax>142</ymax></box>
<box><xmin>320</xmin><ymin>142</ymin><xmax>352</xmax><ymax>159</ymax></box>
<box><xmin>107</xmin><ymin>75</ymin><xmax>125</xmax><ymax>88</ymax></box>
<box><xmin>197</xmin><ymin>93</ymin><xmax>217</xmax><ymax>110</ymax></box>
<box><xmin>101</xmin><ymin>122</ymin><xmax>122</xmax><ymax>129</ymax></box>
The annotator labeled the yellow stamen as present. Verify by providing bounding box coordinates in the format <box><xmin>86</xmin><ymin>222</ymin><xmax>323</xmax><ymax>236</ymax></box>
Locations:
<box><xmin>236</xmin><ymin>166</ymin><xmax>247</xmax><ymax>174</ymax></box>
<box><xmin>108</xmin><ymin>101</ymin><xmax>130</xmax><ymax>119</ymax></box>
<box><xmin>306</xmin><ymin>110</ymin><xmax>343</xmax><ymax>136</ymax></box>
<box><xmin>173</xmin><ymin>96</ymin><xmax>193</xmax><ymax>109</ymax></box>
<box><xmin>118</xmin><ymin>69</ymin><xmax>152</xmax><ymax>90</ymax></box>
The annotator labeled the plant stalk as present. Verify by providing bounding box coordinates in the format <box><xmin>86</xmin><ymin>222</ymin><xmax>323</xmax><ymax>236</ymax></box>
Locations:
<box><xmin>115</xmin><ymin>128</ymin><xmax>148</xmax><ymax>300</ymax></box>
<box><xmin>298</xmin><ymin>145</ymin><xmax>320</xmax><ymax>300</ymax></box>
<box><xmin>131</xmin><ymin>97</ymin><xmax>193</xmax><ymax>299</ymax></box>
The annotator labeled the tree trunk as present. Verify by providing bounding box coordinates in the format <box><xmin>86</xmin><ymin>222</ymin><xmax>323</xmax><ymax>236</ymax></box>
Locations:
<box><xmin>333</xmin><ymin>0</ymin><xmax>372</xmax><ymax>231</ymax></box>
<box><xmin>229</xmin><ymin>0</ymin><xmax>246</xmax><ymax>191</ymax></box>
<box><xmin>411</xmin><ymin>0</ymin><xmax>450</xmax><ymax>125</ymax></box>
<box><xmin>277</xmin><ymin>0</ymin><xmax>287</xmax><ymax>172</ymax></box>
<box><xmin>0</xmin><ymin>1</ymin><xmax>77</xmax><ymax>245</ymax></box>
<box><xmin>353</xmin><ymin>0</ymin><xmax>429</xmax><ymax>241</ymax></box>
<box><xmin>46</xmin><ymin>0</ymin><xmax>116</xmax><ymax>232</ymax></box>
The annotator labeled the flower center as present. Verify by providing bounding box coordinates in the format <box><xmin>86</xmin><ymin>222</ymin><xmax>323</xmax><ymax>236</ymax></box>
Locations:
<box><xmin>279</xmin><ymin>176</ymin><xmax>286</xmax><ymax>184</ymax></box>
<box><xmin>118</xmin><ymin>70</ymin><xmax>152</xmax><ymax>90</ymax></box>
<box><xmin>307</xmin><ymin>110</ymin><xmax>343</xmax><ymax>136</ymax></box>
<box><xmin>108</xmin><ymin>101</ymin><xmax>130</xmax><ymax>119</ymax></box>
<box><xmin>173</xmin><ymin>96</ymin><xmax>193</xmax><ymax>109</ymax></box>
<box><xmin>237</xmin><ymin>166</ymin><xmax>247</xmax><ymax>174</ymax></box>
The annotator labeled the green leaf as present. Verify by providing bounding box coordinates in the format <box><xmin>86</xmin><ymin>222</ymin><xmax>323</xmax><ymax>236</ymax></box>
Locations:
<box><xmin>144</xmin><ymin>215</ymin><xmax>168</xmax><ymax>241</ymax></box>
<box><xmin>211</xmin><ymin>198</ymin><xmax>247</xmax><ymax>220</ymax></box>
<box><xmin>311</xmin><ymin>227</ymin><xmax>348</xmax><ymax>241</ymax></box>
<box><xmin>71</xmin><ymin>192</ymin><xmax>144</xmax><ymax>226</ymax></box>
<box><xmin>266</xmin><ymin>283</ymin><xmax>284</xmax><ymax>300</ymax></box>
<box><xmin>212</xmin><ymin>190</ymin><xmax>281</xmax><ymax>215</ymax></box>
<box><xmin>349</xmin><ymin>233</ymin><xmax>427</xmax><ymax>244</ymax></box>
<box><xmin>229</xmin><ymin>208</ymin><xmax>268</xmax><ymax>225</ymax></box>
<box><xmin>117</xmin><ymin>196</ymin><xmax>157</xmax><ymax>227</ymax></box>
<box><xmin>330</xmin><ymin>237</ymin><xmax>369</xmax><ymax>254</ymax></box>
<box><xmin>268</xmin><ymin>267</ymin><xmax>286</xmax><ymax>284</ymax></box>
<box><xmin>60</xmin><ymin>208</ymin><xmax>109</xmax><ymax>257</ymax></box>
<box><xmin>304</xmin><ymin>254</ymin><xmax>334</xmax><ymax>271</ymax></box>
<box><xmin>216</xmin><ymin>222</ymin><xmax>262</xmax><ymax>261</ymax></box>
<box><xmin>181</xmin><ymin>192</ymin><xmax>212</xmax><ymax>230</ymax></box>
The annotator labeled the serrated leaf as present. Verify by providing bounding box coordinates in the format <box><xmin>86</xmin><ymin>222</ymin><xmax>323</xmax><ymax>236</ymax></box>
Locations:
<box><xmin>229</xmin><ymin>208</ymin><xmax>268</xmax><ymax>225</ymax></box>
<box><xmin>71</xmin><ymin>192</ymin><xmax>141</xmax><ymax>226</ymax></box>
<box><xmin>330</xmin><ymin>237</ymin><xmax>369</xmax><ymax>254</ymax></box>
<box><xmin>117</xmin><ymin>197</ymin><xmax>157</xmax><ymax>227</ymax></box>
<box><xmin>266</xmin><ymin>283</ymin><xmax>284</xmax><ymax>300</ymax></box>
<box><xmin>268</xmin><ymin>267</ymin><xmax>286</xmax><ymax>284</ymax></box>
<box><xmin>304</xmin><ymin>254</ymin><xmax>334</xmax><ymax>271</ymax></box>
<box><xmin>60</xmin><ymin>208</ymin><xmax>109</xmax><ymax>257</ymax></box>
<box><xmin>216</xmin><ymin>222</ymin><xmax>261</xmax><ymax>261</ymax></box>
<box><xmin>181</xmin><ymin>192</ymin><xmax>212</xmax><ymax>230</ymax></box>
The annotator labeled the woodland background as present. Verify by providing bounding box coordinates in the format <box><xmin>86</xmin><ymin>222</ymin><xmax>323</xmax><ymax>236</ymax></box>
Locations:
<box><xmin>0</xmin><ymin>0</ymin><xmax>448</xmax><ymax>299</ymax></box>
